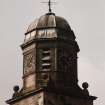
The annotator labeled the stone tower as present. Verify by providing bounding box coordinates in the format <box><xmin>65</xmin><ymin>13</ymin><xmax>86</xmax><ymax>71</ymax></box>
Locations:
<box><xmin>6</xmin><ymin>4</ymin><xmax>97</xmax><ymax>105</ymax></box>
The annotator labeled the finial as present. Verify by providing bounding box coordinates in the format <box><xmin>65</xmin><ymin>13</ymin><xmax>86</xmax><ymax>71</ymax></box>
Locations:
<box><xmin>82</xmin><ymin>82</ymin><xmax>89</xmax><ymax>96</ymax></box>
<box><xmin>82</xmin><ymin>82</ymin><xmax>89</xmax><ymax>89</ymax></box>
<box><xmin>48</xmin><ymin>0</ymin><xmax>52</xmax><ymax>12</ymax></box>
<box><xmin>41</xmin><ymin>0</ymin><xmax>56</xmax><ymax>13</ymax></box>
<box><xmin>13</xmin><ymin>85</ymin><xmax>19</xmax><ymax>92</ymax></box>
<box><xmin>12</xmin><ymin>85</ymin><xmax>20</xmax><ymax>98</ymax></box>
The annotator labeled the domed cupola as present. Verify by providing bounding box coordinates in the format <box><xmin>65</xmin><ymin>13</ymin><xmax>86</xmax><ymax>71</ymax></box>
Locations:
<box><xmin>6</xmin><ymin>1</ymin><xmax>97</xmax><ymax>105</ymax></box>
<box><xmin>24</xmin><ymin>12</ymin><xmax>76</xmax><ymax>42</ymax></box>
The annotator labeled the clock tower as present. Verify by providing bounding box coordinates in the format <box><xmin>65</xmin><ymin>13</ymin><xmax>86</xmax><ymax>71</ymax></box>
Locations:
<box><xmin>6</xmin><ymin>2</ymin><xmax>97</xmax><ymax>105</ymax></box>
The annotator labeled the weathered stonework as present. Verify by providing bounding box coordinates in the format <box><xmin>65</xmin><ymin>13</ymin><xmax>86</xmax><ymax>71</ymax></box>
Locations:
<box><xmin>9</xmin><ymin>91</ymin><xmax>44</xmax><ymax>105</ymax></box>
<box><xmin>6</xmin><ymin>9</ymin><xmax>97</xmax><ymax>105</ymax></box>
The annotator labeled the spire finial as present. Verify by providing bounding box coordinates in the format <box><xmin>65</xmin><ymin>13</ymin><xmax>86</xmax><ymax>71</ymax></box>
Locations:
<box><xmin>41</xmin><ymin>0</ymin><xmax>56</xmax><ymax>13</ymax></box>
<box><xmin>48</xmin><ymin>0</ymin><xmax>52</xmax><ymax>12</ymax></box>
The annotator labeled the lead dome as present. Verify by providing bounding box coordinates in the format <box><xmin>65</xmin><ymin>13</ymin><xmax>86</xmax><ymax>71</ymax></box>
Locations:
<box><xmin>25</xmin><ymin>13</ymin><xmax>76</xmax><ymax>41</ymax></box>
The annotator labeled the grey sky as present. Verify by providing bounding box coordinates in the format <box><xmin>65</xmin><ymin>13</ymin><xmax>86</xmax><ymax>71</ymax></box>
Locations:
<box><xmin>0</xmin><ymin>0</ymin><xmax>105</xmax><ymax>105</ymax></box>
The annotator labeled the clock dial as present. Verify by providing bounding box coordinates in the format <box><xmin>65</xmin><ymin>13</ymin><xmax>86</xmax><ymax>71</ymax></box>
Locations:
<box><xmin>58</xmin><ymin>49</ymin><xmax>72</xmax><ymax>71</ymax></box>
<box><xmin>26</xmin><ymin>54</ymin><xmax>33</xmax><ymax>67</ymax></box>
<box><xmin>24</xmin><ymin>52</ymin><xmax>34</xmax><ymax>74</ymax></box>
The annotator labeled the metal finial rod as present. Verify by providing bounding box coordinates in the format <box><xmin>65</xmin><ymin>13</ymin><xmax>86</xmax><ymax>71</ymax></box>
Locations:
<box><xmin>48</xmin><ymin>0</ymin><xmax>52</xmax><ymax>12</ymax></box>
<box><xmin>41</xmin><ymin>0</ymin><xmax>56</xmax><ymax>13</ymax></box>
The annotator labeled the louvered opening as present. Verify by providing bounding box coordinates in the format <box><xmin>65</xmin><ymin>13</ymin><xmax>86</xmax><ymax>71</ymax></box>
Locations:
<box><xmin>41</xmin><ymin>48</ymin><xmax>51</xmax><ymax>71</ymax></box>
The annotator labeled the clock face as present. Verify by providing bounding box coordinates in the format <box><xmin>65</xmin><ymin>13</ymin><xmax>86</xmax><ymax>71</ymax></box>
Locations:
<box><xmin>58</xmin><ymin>49</ymin><xmax>72</xmax><ymax>71</ymax></box>
<box><xmin>24</xmin><ymin>52</ymin><xmax>34</xmax><ymax>74</ymax></box>
<box><xmin>25</xmin><ymin>54</ymin><xmax>33</xmax><ymax>67</ymax></box>
<box><xmin>58</xmin><ymin>48</ymin><xmax>77</xmax><ymax>71</ymax></box>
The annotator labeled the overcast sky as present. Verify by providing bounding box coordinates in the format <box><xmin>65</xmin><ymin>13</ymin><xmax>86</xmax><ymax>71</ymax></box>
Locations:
<box><xmin>0</xmin><ymin>0</ymin><xmax>105</xmax><ymax>105</ymax></box>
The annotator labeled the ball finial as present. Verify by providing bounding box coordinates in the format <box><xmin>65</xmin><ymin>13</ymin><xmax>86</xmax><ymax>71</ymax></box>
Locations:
<box><xmin>13</xmin><ymin>85</ymin><xmax>19</xmax><ymax>92</ymax></box>
<box><xmin>82</xmin><ymin>82</ymin><xmax>89</xmax><ymax>89</ymax></box>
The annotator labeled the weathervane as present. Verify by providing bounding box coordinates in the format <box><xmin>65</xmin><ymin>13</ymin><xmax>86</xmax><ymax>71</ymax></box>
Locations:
<box><xmin>42</xmin><ymin>0</ymin><xmax>56</xmax><ymax>13</ymax></box>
